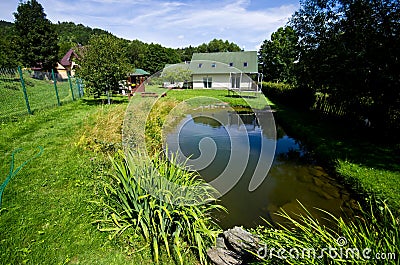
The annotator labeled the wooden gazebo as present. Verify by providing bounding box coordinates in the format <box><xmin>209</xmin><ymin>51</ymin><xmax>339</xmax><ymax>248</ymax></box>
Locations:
<box><xmin>128</xmin><ymin>68</ymin><xmax>150</xmax><ymax>93</ymax></box>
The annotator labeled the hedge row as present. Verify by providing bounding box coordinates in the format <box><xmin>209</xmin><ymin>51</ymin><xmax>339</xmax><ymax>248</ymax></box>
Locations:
<box><xmin>261</xmin><ymin>82</ymin><xmax>314</xmax><ymax>109</ymax></box>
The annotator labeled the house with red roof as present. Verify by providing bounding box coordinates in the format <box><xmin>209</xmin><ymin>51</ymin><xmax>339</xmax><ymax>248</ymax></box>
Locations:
<box><xmin>56</xmin><ymin>49</ymin><xmax>80</xmax><ymax>79</ymax></box>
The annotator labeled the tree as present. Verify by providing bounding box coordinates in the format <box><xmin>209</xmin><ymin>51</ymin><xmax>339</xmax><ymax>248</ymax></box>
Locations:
<box><xmin>290</xmin><ymin>0</ymin><xmax>400</xmax><ymax>130</ymax></box>
<box><xmin>176</xmin><ymin>40</ymin><xmax>241</xmax><ymax>62</ymax></box>
<box><xmin>14</xmin><ymin>0</ymin><xmax>59</xmax><ymax>70</ymax></box>
<box><xmin>142</xmin><ymin>43</ymin><xmax>181</xmax><ymax>74</ymax></box>
<box><xmin>197</xmin><ymin>39</ymin><xmax>241</xmax><ymax>53</ymax></box>
<box><xmin>125</xmin><ymin>39</ymin><xmax>148</xmax><ymax>70</ymax></box>
<box><xmin>0</xmin><ymin>21</ymin><xmax>18</xmax><ymax>68</ymax></box>
<box><xmin>258</xmin><ymin>26</ymin><xmax>299</xmax><ymax>83</ymax></box>
<box><xmin>176</xmin><ymin>45</ymin><xmax>198</xmax><ymax>62</ymax></box>
<box><xmin>77</xmin><ymin>34</ymin><xmax>132</xmax><ymax>98</ymax></box>
<box><xmin>162</xmin><ymin>66</ymin><xmax>192</xmax><ymax>84</ymax></box>
<box><xmin>55</xmin><ymin>21</ymin><xmax>111</xmax><ymax>59</ymax></box>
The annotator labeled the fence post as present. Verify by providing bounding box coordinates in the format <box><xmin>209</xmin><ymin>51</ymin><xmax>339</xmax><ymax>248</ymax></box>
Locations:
<box><xmin>67</xmin><ymin>71</ymin><xmax>75</xmax><ymax>101</ymax></box>
<box><xmin>51</xmin><ymin>69</ymin><xmax>61</xmax><ymax>106</ymax></box>
<box><xmin>76</xmin><ymin>78</ymin><xmax>83</xmax><ymax>98</ymax></box>
<box><xmin>17</xmin><ymin>66</ymin><xmax>32</xmax><ymax>115</ymax></box>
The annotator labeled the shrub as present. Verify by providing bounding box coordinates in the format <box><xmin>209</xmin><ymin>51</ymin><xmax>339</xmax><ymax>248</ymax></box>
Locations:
<box><xmin>261</xmin><ymin>82</ymin><xmax>314</xmax><ymax>109</ymax></box>
<box><xmin>96</xmin><ymin>150</ymin><xmax>225</xmax><ymax>264</ymax></box>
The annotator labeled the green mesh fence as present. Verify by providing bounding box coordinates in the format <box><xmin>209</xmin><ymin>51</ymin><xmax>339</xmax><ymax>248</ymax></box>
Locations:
<box><xmin>0</xmin><ymin>68</ymin><xmax>27</xmax><ymax>118</ymax></box>
<box><xmin>0</xmin><ymin>146</ymin><xmax>44</xmax><ymax>209</ymax></box>
<box><xmin>0</xmin><ymin>67</ymin><xmax>83</xmax><ymax>120</ymax></box>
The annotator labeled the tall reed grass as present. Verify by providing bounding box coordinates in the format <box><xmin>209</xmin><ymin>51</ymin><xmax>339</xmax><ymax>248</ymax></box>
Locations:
<box><xmin>145</xmin><ymin>100</ymin><xmax>179</xmax><ymax>155</ymax></box>
<box><xmin>252</xmin><ymin>199</ymin><xmax>399</xmax><ymax>264</ymax></box>
<box><xmin>95</xmin><ymin>150</ymin><xmax>225</xmax><ymax>264</ymax></box>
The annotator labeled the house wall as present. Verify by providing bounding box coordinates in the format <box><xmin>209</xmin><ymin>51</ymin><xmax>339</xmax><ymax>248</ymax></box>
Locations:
<box><xmin>192</xmin><ymin>73</ymin><xmax>255</xmax><ymax>90</ymax></box>
<box><xmin>192</xmin><ymin>74</ymin><xmax>228</xmax><ymax>89</ymax></box>
<box><xmin>57</xmin><ymin>69</ymin><xmax>69</xmax><ymax>80</ymax></box>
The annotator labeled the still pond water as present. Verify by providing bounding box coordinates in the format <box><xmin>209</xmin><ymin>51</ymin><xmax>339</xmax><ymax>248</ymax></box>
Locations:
<box><xmin>165</xmin><ymin>106</ymin><xmax>358</xmax><ymax>229</ymax></box>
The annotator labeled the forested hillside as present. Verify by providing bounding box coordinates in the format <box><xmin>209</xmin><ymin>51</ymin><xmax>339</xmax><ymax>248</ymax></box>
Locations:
<box><xmin>0</xmin><ymin>19</ymin><xmax>241</xmax><ymax>73</ymax></box>
<box><xmin>55</xmin><ymin>21</ymin><xmax>111</xmax><ymax>58</ymax></box>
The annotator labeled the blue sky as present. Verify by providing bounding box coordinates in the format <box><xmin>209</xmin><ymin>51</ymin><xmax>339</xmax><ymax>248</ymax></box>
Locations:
<box><xmin>0</xmin><ymin>0</ymin><xmax>300</xmax><ymax>50</ymax></box>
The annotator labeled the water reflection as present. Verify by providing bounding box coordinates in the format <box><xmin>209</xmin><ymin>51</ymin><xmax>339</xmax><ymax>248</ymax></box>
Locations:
<box><xmin>165</xmin><ymin>108</ymin><xmax>358</xmax><ymax>229</ymax></box>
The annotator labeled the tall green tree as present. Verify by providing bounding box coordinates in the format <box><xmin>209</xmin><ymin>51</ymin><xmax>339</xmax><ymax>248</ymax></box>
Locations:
<box><xmin>77</xmin><ymin>34</ymin><xmax>132</xmax><ymax>98</ymax></box>
<box><xmin>14</xmin><ymin>0</ymin><xmax>59</xmax><ymax>70</ymax></box>
<box><xmin>259</xmin><ymin>26</ymin><xmax>299</xmax><ymax>83</ymax></box>
<box><xmin>290</xmin><ymin>0</ymin><xmax>400</xmax><ymax>129</ymax></box>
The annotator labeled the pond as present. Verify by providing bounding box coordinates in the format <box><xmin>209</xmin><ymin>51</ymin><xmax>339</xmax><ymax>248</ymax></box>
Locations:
<box><xmin>164</xmin><ymin>106</ymin><xmax>358</xmax><ymax>229</ymax></box>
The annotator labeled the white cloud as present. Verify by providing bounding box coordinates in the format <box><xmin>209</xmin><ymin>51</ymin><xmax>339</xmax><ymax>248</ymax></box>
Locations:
<box><xmin>0</xmin><ymin>0</ymin><xmax>299</xmax><ymax>50</ymax></box>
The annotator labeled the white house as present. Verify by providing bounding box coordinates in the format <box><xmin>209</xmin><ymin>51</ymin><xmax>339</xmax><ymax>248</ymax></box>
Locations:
<box><xmin>161</xmin><ymin>51</ymin><xmax>261</xmax><ymax>91</ymax></box>
<box><xmin>189</xmin><ymin>51</ymin><xmax>259</xmax><ymax>91</ymax></box>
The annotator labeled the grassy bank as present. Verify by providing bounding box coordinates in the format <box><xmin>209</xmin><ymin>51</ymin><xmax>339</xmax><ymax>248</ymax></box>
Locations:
<box><xmin>265</xmin><ymin>99</ymin><xmax>400</xmax><ymax>209</ymax></box>
<box><xmin>0</xmin><ymin>96</ymin><xmax>195</xmax><ymax>264</ymax></box>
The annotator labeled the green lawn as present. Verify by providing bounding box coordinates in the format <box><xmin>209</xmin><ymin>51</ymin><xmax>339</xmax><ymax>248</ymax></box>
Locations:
<box><xmin>0</xmin><ymin>97</ymin><xmax>191</xmax><ymax>264</ymax></box>
<box><xmin>148</xmin><ymin>85</ymin><xmax>271</xmax><ymax>110</ymax></box>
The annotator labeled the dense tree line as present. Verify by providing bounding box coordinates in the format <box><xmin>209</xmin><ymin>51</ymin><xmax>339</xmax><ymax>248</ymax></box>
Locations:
<box><xmin>259</xmin><ymin>0</ymin><xmax>400</xmax><ymax>131</ymax></box>
<box><xmin>55</xmin><ymin>21</ymin><xmax>111</xmax><ymax>59</ymax></box>
<box><xmin>1</xmin><ymin>14</ymin><xmax>241</xmax><ymax>74</ymax></box>
<box><xmin>0</xmin><ymin>0</ymin><xmax>242</xmax><ymax>98</ymax></box>
<box><xmin>177</xmin><ymin>39</ymin><xmax>242</xmax><ymax>62</ymax></box>
<box><xmin>124</xmin><ymin>38</ymin><xmax>241</xmax><ymax>73</ymax></box>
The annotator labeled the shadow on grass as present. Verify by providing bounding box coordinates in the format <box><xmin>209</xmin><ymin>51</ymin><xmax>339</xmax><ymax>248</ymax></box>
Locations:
<box><xmin>81</xmin><ymin>96</ymin><xmax>129</xmax><ymax>106</ymax></box>
<box><xmin>225</xmin><ymin>94</ymin><xmax>257</xmax><ymax>99</ymax></box>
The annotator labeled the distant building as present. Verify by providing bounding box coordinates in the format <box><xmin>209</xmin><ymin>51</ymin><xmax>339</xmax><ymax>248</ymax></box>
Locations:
<box><xmin>190</xmin><ymin>51</ymin><xmax>258</xmax><ymax>89</ymax></box>
<box><xmin>127</xmin><ymin>68</ymin><xmax>150</xmax><ymax>93</ymax></box>
<box><xmin>57</xmin><ymin>49</ymin><xmax>80</xmax><ymax>79</ymax></box>
<box><xmin>161</xmin><ymin>51</ymin><xmax>261</xmax><ymax>91</ymax></box>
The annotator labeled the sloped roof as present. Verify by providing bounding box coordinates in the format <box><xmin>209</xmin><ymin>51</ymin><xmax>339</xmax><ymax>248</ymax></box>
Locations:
<box><xmin>60</xmin><ymin>49</ymin><xmax>79</xmax><ymax>67</ymax></box>
<box><xmin>190</xmin><ymin>51</ymin><xmax>258</xmax><ymax>74</ymax></box>
<box><xmin>130</xmin><ymin>68</ymin><xmax>150</xmax><ymax>76</ymax></box>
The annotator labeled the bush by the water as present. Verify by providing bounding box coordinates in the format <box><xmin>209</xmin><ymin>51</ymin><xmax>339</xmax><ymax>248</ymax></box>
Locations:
<box><xmin>261</xmin><ymin>82</ymin><xmax>314</xmax><ymax>109</ymax></box>
<box><xmin>96</xmin><ymin>150</ymin><xmax>225</xmax><ymax>264</ymax></box>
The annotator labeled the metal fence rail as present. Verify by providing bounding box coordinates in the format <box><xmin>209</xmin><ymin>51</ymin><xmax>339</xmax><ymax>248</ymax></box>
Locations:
<box><xmin>0</xmin><ymin>67</ymin><xmax>84</xmax><ymax>120</ymax></box>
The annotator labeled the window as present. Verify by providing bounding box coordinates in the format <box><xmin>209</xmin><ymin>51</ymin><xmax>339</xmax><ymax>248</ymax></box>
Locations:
<box><xmin>229</xmin><ymin>62</ymin><xmax>234</xmax><ymax>67</ymax></box>
<box><xmin>243</xmin><ymin>62</ymin><xmax>248</xmax><ymax>67</ymax></box>
<box><xmin>211</xmin><ymin>63</ymin><xmax>216</xmax><ymax>68</ymax></box>
<box><xmin>198</xmin><ymin>63</ymin><xmax>203</xmax><ymax>68</ymax></box>
<box><xmin>203</xmin><ymin>77</ymin><xmax>212</xmax><ymax>88</ymax></box>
